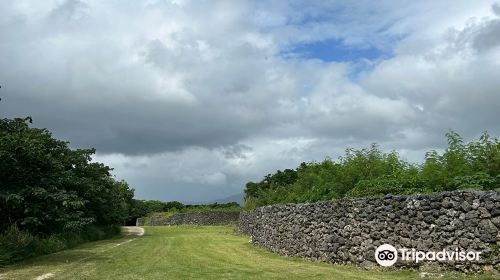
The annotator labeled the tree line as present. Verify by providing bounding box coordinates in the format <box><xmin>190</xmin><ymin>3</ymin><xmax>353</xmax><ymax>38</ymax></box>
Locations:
<box><xmin>129</xmin><ymin>200</ymin><xmax>241</xmax><ymax>223</ymax></box>
<box><xmin>0</xmin><ymin>117</ymin><xmax>137</xmax><ymax>264</ymax></box>
<box><xmin>244</xmin><ymin>131</ymin><xmax>499</xmax><ymax>208</ymax></box>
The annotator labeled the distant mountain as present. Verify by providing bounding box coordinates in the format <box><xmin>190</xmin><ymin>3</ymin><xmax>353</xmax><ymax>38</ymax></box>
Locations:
<box><xmin>211</xmin><ymin>193</ymin><xmax>244</xmax><ymax>206</ymax></box>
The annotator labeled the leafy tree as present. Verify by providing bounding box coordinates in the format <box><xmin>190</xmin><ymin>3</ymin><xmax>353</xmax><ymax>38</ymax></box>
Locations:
<box><xmin>0</xmin><ymin>117</ymin><xmax>134</xmax><ymax>235</ymax></box>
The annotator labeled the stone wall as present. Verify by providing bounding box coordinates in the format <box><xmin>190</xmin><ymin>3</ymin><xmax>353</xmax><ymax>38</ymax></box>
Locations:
<box><xmin>239</xmin><ymin>191</ymin><xmax>500</xmax><ymax>272</ymax></box>
<box><xmin>148</xmin><ymin>211</ymin><xmax>240</xmax><ymax>226</ymax></box>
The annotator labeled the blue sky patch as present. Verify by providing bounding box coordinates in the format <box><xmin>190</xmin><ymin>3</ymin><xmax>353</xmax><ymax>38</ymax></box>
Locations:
<box><xmin>282</xmin><ymin>38</ymin><xmax>392</xmax><ymax>62</ymax></box>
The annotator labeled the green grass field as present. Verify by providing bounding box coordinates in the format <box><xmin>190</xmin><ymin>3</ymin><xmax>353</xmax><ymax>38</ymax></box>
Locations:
<box><xmin>0</xmin><ymin>226</ymin><xmax>497</xmax><ymax>280</ymax></box>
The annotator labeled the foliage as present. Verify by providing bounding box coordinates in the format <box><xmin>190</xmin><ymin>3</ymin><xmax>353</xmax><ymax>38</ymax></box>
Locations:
<box><xmin>0</xmin><ymin>224</ymin><xmax>120</xmax><ymax>266</ymax></box>
<box><xmin>0</xmin><ymin>225</ymin><xmax>34</xmax><ymax>265</ymax></box>
<box><xmin>180</xmin><ymin>202</ymin><xmax>242</xmax><ymax>212</ymax></box>
<box><xmin>447</xmin><ymin>173</ymin><xmax>499</xmax><ymax>191</ymax></box>
<box><xmin>347</xmin><ymin>177</ymin><xmax>427</xmax><ymax>198</ymax></box>
<box><xmin>244</xmin><ymin>131</ymin><xmax>499</xmax><ymax>207</ymax></box>
<box><xmin>0</xmin><ymin>117</ymin><xmax>135</xmax><ymax>235</ymax></box>
<box><xmin>128</xmin><ymin>200</ymin><xmax>186</xmax><ymax>220</ymax></box>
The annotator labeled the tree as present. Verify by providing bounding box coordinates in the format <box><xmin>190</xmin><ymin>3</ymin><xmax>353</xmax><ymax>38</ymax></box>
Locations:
<box><xmin>0</xmin><ymin>117</ymin><xmax>134</xmax><ymax>234</ymax></box>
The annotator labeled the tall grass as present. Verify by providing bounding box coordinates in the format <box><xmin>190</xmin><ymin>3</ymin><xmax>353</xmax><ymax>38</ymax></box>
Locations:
<box><xmin>0</xmin><ymin>225</ymin><xmax>121</xmax><ymax>266</ymax></box>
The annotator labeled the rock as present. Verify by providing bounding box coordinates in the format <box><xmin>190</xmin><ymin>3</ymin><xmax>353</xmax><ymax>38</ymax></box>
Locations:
<box><xmin>491</xmin><ymin>208</ymin><xmax>500</xmax><ymax>217</ymax></box>
<box><xmin>479</xmin><ymin>220</ymin><xmax>498</xmax><ymax>234</ymax></box>
<box><xmin>360</xmin><ymin>260</ymin><xmax>376</xmax><ymax>268</ymax></box>
<box><xmin>430</xmin><ymin>202</ymin><xmax>441</xmax><ymax>209</ymax></box>
<box><xmin>436</xmin><ymin>216</ymin><xmax>450</xmax><ymax>226</ymax></box>
<box><xmin>460</xmin><ymin>202</ymin><xmax>472</xmax><ymax>212</ymax></box>
<box><xmin>424</xmin><ymin>215</ymin><xmax>435</xmax><ymax>224</ymax></box>
<box><xmin>478</xmin><ymin>207</ymin><xmax>491</xmax><ymax>218</ymax></box>
<box><xmin>472</xmin><ymin>199</ymin><xmax>481</xmax><ymax>210</ymax></box>
<box><xmin>432</xmin><ymin>209</ymin><xmax>441</xmax><ymax>218</ymax></box>
<box><xmin>491</xmin><ymin>216</ymin><xmax>500</xmax><ymax>228</ymax></box>
<box><xmin>442</xmin><ymin>197</ymin><xmax>456</xmax><ymax>209</ymax></box>
<box><xmin>465</xmin><ymin>210</ymin><xmax>479</xmax><ymax>220</ymax></box>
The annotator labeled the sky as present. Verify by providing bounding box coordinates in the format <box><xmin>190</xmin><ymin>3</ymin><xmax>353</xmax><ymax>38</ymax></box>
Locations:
<box><xmin>1</xmin><ymin>0</ymin><xmax>499</xmax><ymax>203</ymax></box>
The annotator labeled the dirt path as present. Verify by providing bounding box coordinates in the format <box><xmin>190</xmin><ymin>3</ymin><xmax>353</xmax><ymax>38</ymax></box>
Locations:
<box><xmin>121</xmin><ymin>226</ymin><xmax>144</xmax><ymax>236</ymax></box>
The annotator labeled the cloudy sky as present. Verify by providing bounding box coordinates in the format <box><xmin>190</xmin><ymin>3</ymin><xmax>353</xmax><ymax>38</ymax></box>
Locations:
<box><xmin>1</xmin><ymin>0</ymin><xmax>499</xmax><ymax>203</ymax></box>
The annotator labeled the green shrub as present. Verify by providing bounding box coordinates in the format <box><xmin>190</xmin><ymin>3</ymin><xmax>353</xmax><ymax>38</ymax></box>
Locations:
<box><xmin>347</xmin><ymin>177</ymin><xmax>427</xmax><ymax>198</ymax></box>
<box><xmin>447</xmin><ymin>172</ymin><xmax>499</xmax><ymax>191</ymax></box>
<box><xmin>0</xmin><ymin>226</ymin><xmax>35</xmax><ymax>265</ymax></box>
<box><xmin>35</xmin><ymin>236</ymin><xmax>66</xmax><ymax>255</ymax></box>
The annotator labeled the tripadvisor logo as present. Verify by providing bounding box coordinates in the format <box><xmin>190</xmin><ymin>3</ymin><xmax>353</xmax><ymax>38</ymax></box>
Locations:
<box><xmin>375</xmin><ymin>244</ymin><xmax>398</xmax><ymax>267</ymax></box>
<box><xmin>374</xmin><ymin>244</ymin><xmax>482</xmax><ymax>267</ymax></box>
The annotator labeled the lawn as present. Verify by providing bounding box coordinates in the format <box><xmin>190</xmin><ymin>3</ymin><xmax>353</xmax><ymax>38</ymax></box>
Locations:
<box><xmin>0</xmin><ymin>226</ymin><xmax>496</xmax><ymax>280</ymax></box>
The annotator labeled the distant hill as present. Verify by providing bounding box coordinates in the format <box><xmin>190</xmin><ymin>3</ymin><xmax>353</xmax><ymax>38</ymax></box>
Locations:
<box><xmin>211</xmin><ymin>193</ymin><xmax>244</xmax><ymax>206</ymax></box>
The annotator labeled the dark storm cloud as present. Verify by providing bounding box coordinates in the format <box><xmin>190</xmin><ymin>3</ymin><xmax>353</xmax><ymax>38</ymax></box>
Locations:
<box><xmin>0</xmin><ymin>0</ymin><xmax>279</xmax><ymax>155</ymax></box>
<box><xmin>0</xmin><ymin>82</ymin><xmax>266</xmax><ymax>155</ymax></box>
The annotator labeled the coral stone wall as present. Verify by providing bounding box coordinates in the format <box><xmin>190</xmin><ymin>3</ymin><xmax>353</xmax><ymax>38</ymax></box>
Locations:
<box><xmin>239</xmin><ymin>191</ymin><xmax>500</xmax><ymax>272</ymax></box>
<box><xmin>148</xmin><ymin>211</ymin><xmax>240</xmax><ymax>226</ymax></box>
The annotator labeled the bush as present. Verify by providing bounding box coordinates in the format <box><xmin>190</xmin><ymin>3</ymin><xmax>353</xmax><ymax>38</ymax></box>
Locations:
<box><xmin>447</xmin><ymin>173</ymin><xmax>500</xmax><ymax>191</ymax></box>
<box><xmin>347</xmin><ymin>177</ymin><xmax>427</xmax><ymax>198</ymax></box>
<box><xmin>0</xmin><ymin>226</ymin><xmax>35</xmax><ymax>265</ymax></box>
<box><xmin>35</xmin><ymin>236</ymin><xmax>66</xmax><ymax>255</ymax></box>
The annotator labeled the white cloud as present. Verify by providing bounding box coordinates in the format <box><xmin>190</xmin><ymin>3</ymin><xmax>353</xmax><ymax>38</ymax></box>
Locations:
<box><xmin>1</xmin><ymin>0</ymin><xmax>499</xmax><ymax>202</ymax></box>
